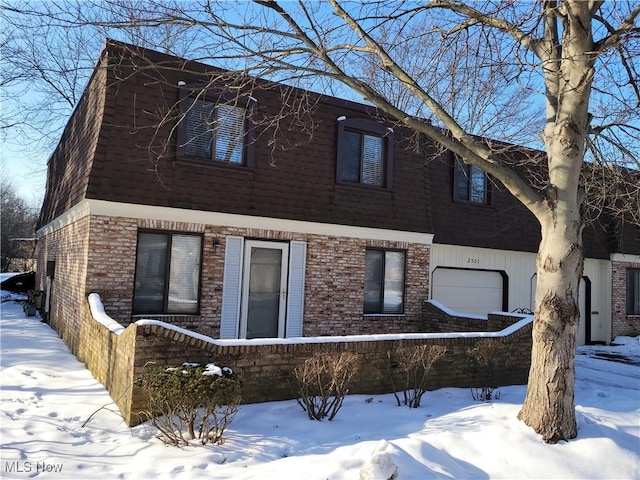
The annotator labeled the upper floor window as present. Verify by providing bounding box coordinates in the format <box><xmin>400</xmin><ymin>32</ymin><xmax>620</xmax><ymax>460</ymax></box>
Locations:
<box><xmin>336</xmin><ymin>118</ymin><xmax>393</xmax><ymax>188</ymax></box>
<box><xmin>177</xmin><ymin>89</ymin><xmax>255</xmax><ymax>167</ymax></box>
<box><xmin>627</xmin><ymin>268</ymin><xmax>640</xmax><ymax>315</ymax></box>
<box><xmin>133</xmin><ymin>231</ymin><xmax>202</xmax><ymax>315</ymax></box>
<box><xmin>364</xmin><ymin>248</ymin><xmax>405</xmax><ymax>314</ymax></box>
<box><xmin>454</xmin><ymin>157</ymin><xmax>490</xmax><ymax>204</ymax></box>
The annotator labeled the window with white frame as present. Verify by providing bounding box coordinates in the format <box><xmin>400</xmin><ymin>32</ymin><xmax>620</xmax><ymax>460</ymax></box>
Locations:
<box><xmin>132</xmin><ymin>231</ymin><xmax>202</xmax><ymax>314</ymax></box>
<box><xmin>364</xmin><ymin>249</ymin><xmax>405</xmax><ymax>314</ymax></box>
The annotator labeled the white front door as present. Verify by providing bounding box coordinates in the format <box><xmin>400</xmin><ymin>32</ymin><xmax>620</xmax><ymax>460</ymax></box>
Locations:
<box><xmin>240</xmin><ymin>240</ymin><xmax>289</xmax><ymax>339</ymax></box>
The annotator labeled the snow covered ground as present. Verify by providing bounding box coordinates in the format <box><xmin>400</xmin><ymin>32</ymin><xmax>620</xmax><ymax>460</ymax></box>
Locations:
<box><xmin>1</xmin><ymin>294</ymin><xmax>639</xmax><ymax>479</ymax></box>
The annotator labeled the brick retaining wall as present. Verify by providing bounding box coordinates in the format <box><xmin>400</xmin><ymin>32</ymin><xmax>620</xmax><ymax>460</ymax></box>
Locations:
<box><xmin>422</xmin><ymin>301</ymin><xmax>520</xmax><ymax>332</ymax></box>
<box><xmin>82</xmin><ymin>295</ymin><xmax>533</xmax><ymax>426</ymax></box>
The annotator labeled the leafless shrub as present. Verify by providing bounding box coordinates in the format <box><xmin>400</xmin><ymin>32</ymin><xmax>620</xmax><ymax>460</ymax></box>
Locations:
<box><xmin>136</xmin><ymin>363</ymin><xmax>241</xmax><ymax>446</ymax></box>
<box><xmin>294</xmin><ymin>352</ymin><xmax>359</xmax><ymax>421</ymax></box>
<box><xmin>387</xmin><ymin>344</ymin><xmax>447</xmax><ymax>408</ymax></box>
<box><xmin>467</xmin><ymin>339</ymin><xmax>511</xmax><ymax>401</ymax></box>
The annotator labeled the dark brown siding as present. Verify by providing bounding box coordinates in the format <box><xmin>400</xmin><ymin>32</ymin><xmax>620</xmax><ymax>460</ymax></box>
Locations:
<box><xmin>428</xmin><ymin>152</ymin><xmax>542</xmax><ymax>253</ymax></box>
<box><xmin>428</xmin><ymin>151</ymin><xmax>617</xmax><ymax>259</ymax></box>
<box><xmin>84</xmin><ymin>45</ymin><xmax>433</xmax><ymax>234</ymax></box>
<box><xmin>617</xmin><ymin>218</ymin><xmax>640</xmax><ymax>255</ymax></box>
<box><xmin>41</xmin><ymin>40</ymin><xmax>638</xmax><ymax>258</ymax></box>
<box><xmin>38</xmin><ymin>57</ymin><xmax>108</xmax><ymax>228</ymax></box>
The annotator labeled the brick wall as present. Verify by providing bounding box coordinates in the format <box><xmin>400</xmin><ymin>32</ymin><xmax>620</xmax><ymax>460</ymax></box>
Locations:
<box><xmin>84</xmin><ymin>214</ymin><xmax>431</xmax><ymax>338</ymax></box>
<box><xmin>611</xmin><ymin>260</ymin><xmax>640</xmax><ymax>338</ymax></box>
<box><xmin>35</xmin><ymin>216</ymin><xmax>91</xmax><ymax>355</ymax></box>
<box><xmin>130</xmin><ymin>320</ymin><xmax>532</xmax><ymax>423</ymax></box>
<box><xmin>36</xmin><ymin>211</ymin><xmax>531</xmax><ymax>427</ymax></box>
<box><xmin>77</xmin><ymin>314</ymin><xmax>137</xmax><ymax>421</ymax></box>
<box><xmin>422</xmin><ymin>301</ymin><xmax>519</xmax><ymax>332</ymax></box>
<box><xmin>35</xmin><ymin>214</ymin><xmax>138</xmax><ymax>417</ymax></box>
<box><xmin>46</xmin><ymin>292</ymin><xmax>531</xmax><ymax>427</ymax></box>
<box><xmin>302</xmin><ymin>235</ymin><xmax>430</xmax><ymax>336</ymax></box>
<box><xmin>85</xmin><ymin>215</ymin><xmax>139</xmax><ymax>324</ymax></box>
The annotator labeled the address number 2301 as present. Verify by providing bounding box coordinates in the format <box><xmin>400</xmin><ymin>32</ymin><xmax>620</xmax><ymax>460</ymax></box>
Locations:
<box><xmin>467</xmin><ymin>258</ymin><xmax>480</xmax><ymax>265</ymax></box>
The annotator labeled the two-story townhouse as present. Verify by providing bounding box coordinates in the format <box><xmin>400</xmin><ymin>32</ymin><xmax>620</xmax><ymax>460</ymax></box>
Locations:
<box><xmin>36</xmin><ymin>39</ymin><xmax>436</xmax><ymax>354</ymax></box>
<box><xmin>35</xmin><ymin>40</ymin><xmax>639</xmax><ymax>361</ymax></box>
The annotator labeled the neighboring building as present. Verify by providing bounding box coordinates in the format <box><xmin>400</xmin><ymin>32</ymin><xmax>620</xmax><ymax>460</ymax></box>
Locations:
<box><xmin>35</xmin><ymin>40</ymin><xmax>639</xmax><ymax>357</ymax></box>
<box><xmin>4</xmin><ymin>238</ymin><xmax>37</xmax><ymax>272</ymax></box>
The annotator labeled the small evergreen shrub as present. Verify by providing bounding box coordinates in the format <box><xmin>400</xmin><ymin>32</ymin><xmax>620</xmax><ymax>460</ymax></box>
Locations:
<box><xmin>136</xmin><ymin>362</ymin><xmax>241</xmax><ymax>446</ymax></box>
<box><xmin>294</xmin><ymin>352</ymin><xmax>359</xmax><ymax>421</ymax></box>
<box><xmin>387</xmin><ymin>344</ymin><xmax>447</xmax><ymax>408</ymax></box>
<box><xmin>466</xmin><ymin>339</ymin><xmax>510</xmax><ymax>401</ymax></box>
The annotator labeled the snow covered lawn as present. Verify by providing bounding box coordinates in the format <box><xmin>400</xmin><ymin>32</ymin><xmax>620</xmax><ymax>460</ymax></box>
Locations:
<box><xmin>1</xmin><ymin>297</ymin><xmax>639</xmax><ymax>479</ymax></box>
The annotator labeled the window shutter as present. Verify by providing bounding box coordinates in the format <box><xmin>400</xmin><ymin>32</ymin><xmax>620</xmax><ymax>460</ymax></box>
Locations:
<box><xmin>220</xmin><ymin>236</ymin><xmax>244</xmax><ymax>339</ymax></box>
<box><xmin>215</xmin><ymin>104</ymin><xmax>245</xmax><ymax>164</ymax></box>
<box><xmin>286</xmin><ymin>241</ymin><xmax>307</xmax><ymax>338</ymax></box>
<box><xmin>185</xmin><ymin>98</ymin><xmax>214</xmax><ymax>157</ymax></box>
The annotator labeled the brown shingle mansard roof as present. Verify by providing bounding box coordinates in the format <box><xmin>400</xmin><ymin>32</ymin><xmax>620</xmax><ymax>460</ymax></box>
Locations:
<box><xmin>38</xmin><ymin>40</ymin><xmax>639</xmax><ymax>258</ymax></box>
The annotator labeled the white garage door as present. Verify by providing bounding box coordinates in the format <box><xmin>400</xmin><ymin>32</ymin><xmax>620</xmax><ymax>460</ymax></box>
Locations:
<box><xmin>432</xmin><ymin>268</ymin><xmax>504</xmax><ymax>316</ymax></box>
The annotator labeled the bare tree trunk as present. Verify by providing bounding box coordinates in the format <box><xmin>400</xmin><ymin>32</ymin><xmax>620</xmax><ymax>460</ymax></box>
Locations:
<box><xmin>517</xmin><ymin>1</ymin><xmax>595</xmax><ymax>442</ymax></box>
<box><xmin>518</xmin><ymin>197</ymin><xmax>584</xmax><ymax>443</ymax></box>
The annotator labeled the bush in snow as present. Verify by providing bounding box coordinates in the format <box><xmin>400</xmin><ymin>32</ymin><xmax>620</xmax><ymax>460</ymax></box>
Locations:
<box><xmin>387</xmin><ymin>344</ymin><xmax>447</xmax><ymax>408</ymax></box>
<box><xmin>294</xmin><ymin>352</ymin><xmax>359</xmax><ymax>421</ymax></box>
<box><xmin>466</xmin><ymin>339</ymin><xmax>511</xmax><ymax>401</ymax></box>
<box><xmin>136</xmin><ymin>362</ymin><xmax>241</xmax><ymax>446</ymax></box>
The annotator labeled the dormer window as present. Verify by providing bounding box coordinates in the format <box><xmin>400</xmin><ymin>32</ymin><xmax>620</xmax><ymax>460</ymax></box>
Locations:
<box><xmin>177</xmin><ymin>89</ymin><xmax>255</xmax><ymax>167</ymax></box>
<box><xmin>336</xmin><ymin>118</ymin><xmax>393</xmax><ymax>188</ymax></box>
<box><xmin>454</xmin><ymin>157</ymin><xmax>490</xmax><ymax>204</ymax></box>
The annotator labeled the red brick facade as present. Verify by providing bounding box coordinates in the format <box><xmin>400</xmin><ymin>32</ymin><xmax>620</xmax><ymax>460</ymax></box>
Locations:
<box><xmin>38</xmin><ymin>210</ymin><xmax>431</xmax><ymax>344</ymax></box>
<box><xmin>36</xmin><ymin>215</ymin><xmax>91</xmax><ymax>355</ymax></box>
<box><xmin>611</xmin><ymin>259</ymin><xmax>640</xmax><ymax>338</ymax></box>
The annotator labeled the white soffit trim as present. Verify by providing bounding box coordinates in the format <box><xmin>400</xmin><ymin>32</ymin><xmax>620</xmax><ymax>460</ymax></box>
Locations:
<box><xmin>88</xmin><ymin>199</ymin><xmax>434</xmax><ymax>244</ymax></box>
<box><xmin>35</xmin><ymin>200</ymin><xmax>92</xmax><ymax>238</ymax></box>
<box><xmin>610</xmin><ymin>253</ymin><xmax>640</xmax><ymax>264</ymax></box>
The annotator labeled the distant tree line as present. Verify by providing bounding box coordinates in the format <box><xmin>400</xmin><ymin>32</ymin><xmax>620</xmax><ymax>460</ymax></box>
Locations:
<box><xmin>1</xmin><ymin>176</ymin><xmax>38</xmax><ymax>272</ymax></box>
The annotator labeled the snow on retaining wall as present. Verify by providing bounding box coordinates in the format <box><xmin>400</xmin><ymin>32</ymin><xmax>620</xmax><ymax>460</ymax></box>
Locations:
<box><xmin>86</xmin><ymin>293</ymin><xmax>533</xmax><ymax>426</ymax></box>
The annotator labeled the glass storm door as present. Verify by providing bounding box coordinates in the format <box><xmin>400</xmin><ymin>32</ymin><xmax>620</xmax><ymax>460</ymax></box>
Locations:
<box><xmin>240</xmin><ymin>241</ymin><xmax>289</xmax><ymax>339</ymax></box>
